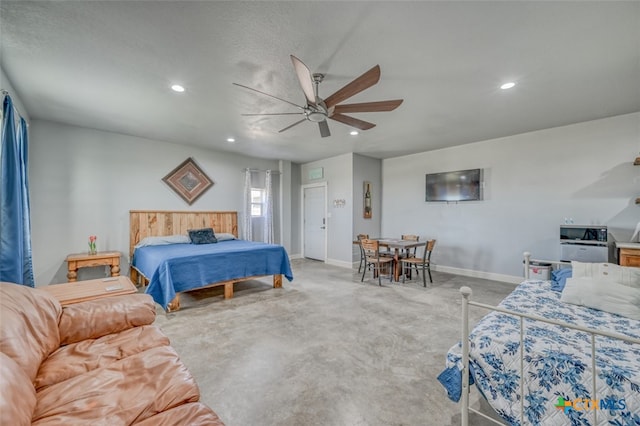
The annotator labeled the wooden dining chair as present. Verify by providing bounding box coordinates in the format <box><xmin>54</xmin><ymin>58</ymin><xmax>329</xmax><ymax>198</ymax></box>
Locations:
<box><xmin>356</xmin><ymin>234</ymin><xmax>369</xmax><ymax>273</ymax></box>
<box><xmin>400</xmin><ymin>239</ymin><xmax>436</xmax><ymax>287</ymax></box>
<box><xmin>360</xmin><ymin>239</ymin><xmax>394</xmax><ymax>286</ymax></box>
<box><xmin>401</xmin><ymin>234</ymin><xmax>420</xmax><ymax>258</ymax></box>
<box><xmin>399</xmin><ymin>234</ymin><xmax>420</xmax><ymax>278</ymax></box>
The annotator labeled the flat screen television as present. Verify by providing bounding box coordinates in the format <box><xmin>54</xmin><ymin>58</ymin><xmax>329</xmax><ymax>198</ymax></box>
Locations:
<box><xmin>425</xmin><ymin>168</ymin><xmax>482</xmax><ymax>202</ymax></box>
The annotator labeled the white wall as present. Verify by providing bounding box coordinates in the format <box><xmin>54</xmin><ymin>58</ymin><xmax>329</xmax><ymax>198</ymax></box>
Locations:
<box><xmin>382</xmin><ymin>113</ymin><xmax>640</xmax><ymax>282</ymax></box>
<box><xmin>301</xmin><ymin>153</ymin><xmax>354</xmax><ymax>267</ymax></box>
<box><xmin>0</xmin><ymin>66</ymin><xmax>30</xmax><ymax>122</ymax></box>
<box><xmin>352</xmin><ymin>154</ymin><xmax>382</xmax><ymax>262</ymax></box>
<box><xmin>29</xmin><ymin>120</ymin><xmax>281</xmax><ymax>285</ymax></box>
<box><xmin>290</xmin><ymin>163</ymin><xmax>302</xmax><ymax>256</ymax></box>
<box><xmin>279</xmin><ymin>160</ymin><xmax>293</xmax><ymax>254</ymax></box>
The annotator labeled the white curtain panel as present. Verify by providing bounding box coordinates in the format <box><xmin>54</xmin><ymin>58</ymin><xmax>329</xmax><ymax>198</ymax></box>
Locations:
<box><xmin>242</xmin><ymin>169</ymin><xmax>252</xmax><ymax>241</ymax></box>
<box><xmin>263</xmin><ymin>170</ymin><xmax>274</xmax><ymax>244</ymax></box>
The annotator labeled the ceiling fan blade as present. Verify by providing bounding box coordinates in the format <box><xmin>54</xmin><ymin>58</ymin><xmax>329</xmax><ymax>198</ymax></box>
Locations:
<box><xmin>332</xmin><ymin>99</ymin><xmax>403</xmax><ymax>115</ymax></box>
<box><xmin>233</xmin><ymin>83</ymin><xmax>305</xmax><ymax>110</ymax></box>
<box><xmin>241</xmin><ymin>112</ymin><xmax>302</xmax><ymax>116</ymax></box>
<box><xmin>329</xmin><ymin>113</ymin><xmax>376</xmax><ymax>131</ymax></box>
<box><xmin>290</xmin><ymin>55</ymin><xmax>316</xmax><ymax>106</ymax></box>
<box><xmin>318</xmin><ymin>120</ymin><xmax>331</xmax><ymax>138</ymax></box>
<box><xmin>278</xmin><ymin>119</ymin><xmax>307</xmax><ymax>133</ymax></box>
<box><xmin>323</xmin><ymin>65</ymin><xmax>381</xmax><ymax>108</ymax></box>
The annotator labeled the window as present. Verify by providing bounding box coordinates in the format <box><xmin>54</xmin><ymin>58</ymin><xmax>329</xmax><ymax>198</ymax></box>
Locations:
<box><xmin>251</xmin><ymin>188</ymin><xmax>265</xmax><ymax>217</ymax></box>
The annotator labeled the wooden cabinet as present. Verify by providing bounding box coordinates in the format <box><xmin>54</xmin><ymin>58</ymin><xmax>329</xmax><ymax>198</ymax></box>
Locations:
<box><xmin>619</xmin><ymin>248</ymin><xmax>640</xmax><ymax>267</ymax></box>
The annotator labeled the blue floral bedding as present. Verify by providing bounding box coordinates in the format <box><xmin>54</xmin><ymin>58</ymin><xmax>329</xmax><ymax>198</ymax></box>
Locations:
<box><xmin>438</xmin><ymin>280</ymin><xmax>640</xmax><ymax>426</ymax></box>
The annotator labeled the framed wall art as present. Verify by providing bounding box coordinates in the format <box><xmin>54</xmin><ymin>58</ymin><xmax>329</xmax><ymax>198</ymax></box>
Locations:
<box><xmin>363</xmin><ymin>181</ymin><xmax>372</xmax><ymax>219</ymax></box>
<box><xmin>162</xmin><ymin>157</ymin><xmax>213</xmax><ymax>205</ymax></box>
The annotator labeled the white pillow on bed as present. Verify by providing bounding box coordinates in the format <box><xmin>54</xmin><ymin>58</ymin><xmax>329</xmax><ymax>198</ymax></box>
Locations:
<box><xmin>560</xmin><ymin>277</ymin><xmax>640</xmax><ymax>320</ymax></box>
<box><xmin>215</xmin><ymin>233</ymin><xmax>236</xmax><ymax>241</ymax></box>
<box><xmin>135</xmin><ymin>235</ymin><xmax>191</xmax><ymax>248</ymax></box>
<box><xmin>571</xmin><ymin>261</ymin><xmax>640</xmax><ymax>288</ymax></box>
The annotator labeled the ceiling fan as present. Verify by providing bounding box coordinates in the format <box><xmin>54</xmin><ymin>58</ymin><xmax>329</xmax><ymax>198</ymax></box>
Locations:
<box><xmin>233</xmin><ymin>55</ymin><xmax>403</xmax><ymax>138</ymax></box>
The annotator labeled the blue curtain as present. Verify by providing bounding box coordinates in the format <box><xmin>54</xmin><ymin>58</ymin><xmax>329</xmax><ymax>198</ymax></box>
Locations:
<box><xmin>0</xmin><ymin>95</ymin><xmax>34</xmax><ymax>286</ymax></box>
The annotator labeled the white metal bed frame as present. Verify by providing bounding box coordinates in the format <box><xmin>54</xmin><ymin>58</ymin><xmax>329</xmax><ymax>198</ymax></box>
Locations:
<box><xmin>458</xmin><ymin>252</ymin><xmax>640</xmax><ymax>426</ymax></box>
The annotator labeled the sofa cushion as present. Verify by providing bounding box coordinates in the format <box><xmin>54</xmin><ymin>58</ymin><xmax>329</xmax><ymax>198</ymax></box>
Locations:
<box><xmin>0</xmin><ymin>352</ymin><xmax>37</xmax><ymax>426</ymax></box>
<box><xmin>36</xmin><ymin>325</ymin><xmax>170</xmax><ymax>390</ymax></box>
<box><xmin>133</xmin><ymin>402</ymin><xmax>225</xmax><ymax>425</ymax></box>
<box><xmin>0</xmin><ymin>282</ymin><xmax>62</xmax><ymax>382</ymax></box>
<box><xmin>32</xmin><ymin>345</ymin><xmax>200</xmax><ymax>424</ymax></box>
<box><xmin>58</xmin><ymin>293</ymin><xmax>156</xmax><ymax>345</ymax></box>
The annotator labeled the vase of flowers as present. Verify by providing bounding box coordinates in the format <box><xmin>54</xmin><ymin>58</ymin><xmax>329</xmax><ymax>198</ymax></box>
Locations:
<box><xmin>88</xmin><ymin>235</ymin><xmax>97</xmax><ymax>255</ymax></box>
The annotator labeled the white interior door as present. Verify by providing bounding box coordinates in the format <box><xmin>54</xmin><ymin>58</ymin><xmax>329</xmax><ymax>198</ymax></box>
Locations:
<box><xmin>303</xmin><ymin>185</ymin><xmax>326</xmax><ymax>261</ymax></box>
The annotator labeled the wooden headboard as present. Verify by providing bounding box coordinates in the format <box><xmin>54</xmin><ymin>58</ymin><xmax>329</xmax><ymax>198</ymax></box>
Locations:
<box><xmin>129</xmin><ymin>210</ymin><xmax>238</xmax><ymax>258</ymax></box>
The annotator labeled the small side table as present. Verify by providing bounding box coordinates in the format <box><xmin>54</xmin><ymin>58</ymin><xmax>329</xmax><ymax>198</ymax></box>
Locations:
<box><xmin>66</xmin><ymin>251</ymin><xmax>121</xmax><ymax>282</ymax></box>
<box><xmin>42</xmin><ymin>276</ymin><xmax>136</xmax><ymax>306</ymax></box>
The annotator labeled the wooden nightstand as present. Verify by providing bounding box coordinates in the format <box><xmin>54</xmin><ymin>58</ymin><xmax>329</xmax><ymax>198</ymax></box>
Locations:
<box><xmin>66</xmin><ymin>251</ymin><xmax>121</xmax><ymax>282</ymax></box>
<box><xmin>616</xmin><ymin>242</ymin><xmax>640</xmax><ymax>267</ymax></box>
<box><xmin>42</xmin><ymin>276</ymin><xmax>137</xmax><ymax>306</ymax></box>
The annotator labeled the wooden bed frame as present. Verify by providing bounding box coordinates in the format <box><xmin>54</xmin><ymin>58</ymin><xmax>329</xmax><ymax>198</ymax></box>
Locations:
<box><xmin>129</xmin><ymin>210</ymin><xmax>282</xmax><ymax>311</ymax></box>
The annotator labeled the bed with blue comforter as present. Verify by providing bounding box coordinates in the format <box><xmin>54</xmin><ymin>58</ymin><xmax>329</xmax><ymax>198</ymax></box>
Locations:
<box><xmin>437</xmin><ymin>280</ymin><xmax>640</xmax><ymax>426</ymax></box>
<box><xmin>132</xmin><ymin>239</ymin><xmax>293</xmax><ymax>310</ymax></box>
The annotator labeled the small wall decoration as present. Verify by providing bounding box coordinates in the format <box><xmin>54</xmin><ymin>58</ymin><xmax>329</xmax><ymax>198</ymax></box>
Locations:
<box><xmin>162</xmin><ymin>157</ymin><xmax>214</xmax><ymax>205</ymax></box>
<box><xmin>363</xmin><ymin>181</ymin><xmax>372</xmax><ymax>219</ymax></box>
<box><xmin>333</xmin><ymin>199</ymin><xmax>346</xmax><ymax>208</ymax></box>
<box><xmin>309</xmin><ymin>167</ymin><xmax>324</xmax><ymax>180</ymax></box>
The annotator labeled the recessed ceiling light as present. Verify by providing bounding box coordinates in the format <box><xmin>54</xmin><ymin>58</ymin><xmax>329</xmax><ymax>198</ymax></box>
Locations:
<box><xmin>350</xmin><ymin>130</ymin><xmax>359</xmax><ymax>136</ymax></box>
<box><xmin>226</xmin><ymin>137</ymin><xmax>235</xmax><ymax>143</ymax></box>
<box><xmin>171</xmin><ymin>84</ymin><xmax>185</xmax><ymax>93</ymax></box>
<box><xmin>500</xmin><ymin>82</ymin><xmax>516</xmax><ymax>90</ymax></box>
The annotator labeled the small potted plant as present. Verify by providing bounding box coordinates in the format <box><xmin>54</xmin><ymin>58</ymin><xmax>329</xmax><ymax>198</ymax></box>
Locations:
<box><xmin>88</xmin><ymin>235</ymin><xmax>97</xmax><ymax>255</ymax></box>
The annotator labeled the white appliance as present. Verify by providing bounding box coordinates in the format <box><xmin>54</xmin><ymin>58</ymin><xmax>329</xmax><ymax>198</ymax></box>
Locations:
<box><xmin>559</xmin><ymin>225</ymin><xmax>608</xmax><ymax>263</ymax></box>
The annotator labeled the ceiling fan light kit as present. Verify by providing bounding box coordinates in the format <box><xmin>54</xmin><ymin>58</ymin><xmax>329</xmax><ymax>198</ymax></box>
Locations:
<box><xmin>306</xmin><ymin>111</ymin><xmax>327</xmax><ymax>123</ymax></box>
<box><xmin>234</xmin><ymin>55</ymin><xmax>403</xmax><ymax>138</ymax></box>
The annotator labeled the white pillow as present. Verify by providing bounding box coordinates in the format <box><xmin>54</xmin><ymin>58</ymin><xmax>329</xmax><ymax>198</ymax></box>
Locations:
<box><xmin>571</xmin><ymin>261</ymin><xmax>640</xmax><ymax>289</ymax></box>
<box><xmin>134</xmin><ymin>235</ymin><xmax>191</xmax><ymax>248</ymax></box>
<box><xmin>561</xmin><ymin>277</ymin><xmax>640</xmax><ymax>320</ymax></box>
<box><xmin>216</xmin><ymin>233</ymin><xmax>236</xmax><ymax>241</ymax></box>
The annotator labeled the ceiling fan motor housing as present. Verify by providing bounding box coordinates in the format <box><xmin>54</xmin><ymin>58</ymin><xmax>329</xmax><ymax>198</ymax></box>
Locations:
<box><xmin>305</xmin><ymin>102</ymin><xmax>328</xmax><ymax>122</ymax></box>
<box><xmin>306</xmin><ymin>111</ymin><xmax>327</xmax><ymax>122</ymax></box>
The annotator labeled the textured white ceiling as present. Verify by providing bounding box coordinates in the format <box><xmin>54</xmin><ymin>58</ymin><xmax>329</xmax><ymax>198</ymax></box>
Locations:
<box><xmin>1</xmin><ymin>1</ymin><xmax>639</xmax><ymax>163</ymax></box>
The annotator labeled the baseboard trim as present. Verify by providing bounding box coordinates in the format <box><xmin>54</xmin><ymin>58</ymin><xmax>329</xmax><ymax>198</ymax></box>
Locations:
<box><xmin>433</xmin><ymin>264</ymin><xmax>522</xmax><ymax>284</ymax></box>
<box><xmin>326</xmin><ymin>258</ymin><xmax>354</xmax><ymax>269</ymax></box>
<box><xmin>298</xmin><ymin>256</ymin><xmax>523</xmax><ymax>284</ymax></box>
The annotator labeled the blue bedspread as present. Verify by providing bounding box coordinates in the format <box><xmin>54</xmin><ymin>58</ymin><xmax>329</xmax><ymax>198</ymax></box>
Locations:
<box><xmin>132</xmin><ymin>240</ymin><xmax>293</xmax><ymax>309</ymax></box>
<box><xmin>438</xmin><ymin>280</ymin><xmax>640</xmax><ymax>426</ymax></box>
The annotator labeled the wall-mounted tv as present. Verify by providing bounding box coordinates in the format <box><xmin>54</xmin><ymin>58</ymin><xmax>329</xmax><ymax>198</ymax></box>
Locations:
<box><xmin>425</xmin><ymin>168</ymin><xmax>483</xmax><ymax>202</ymax></box>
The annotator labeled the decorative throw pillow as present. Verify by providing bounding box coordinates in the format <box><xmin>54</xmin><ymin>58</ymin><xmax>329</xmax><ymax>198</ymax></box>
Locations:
<box><xmin>561</xmin><ymin>277</ymin><xmax>640</xmax><ymax>320</ymax></box>
<box><xmin>188</xmin><ymin>228</ymin><xmax>217</xmax><ymax>244</ymax></box>
<box><xmin>571</xmin><ymin>261</ymin><xmax>640</xmax><ymax>289</ymax></box>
